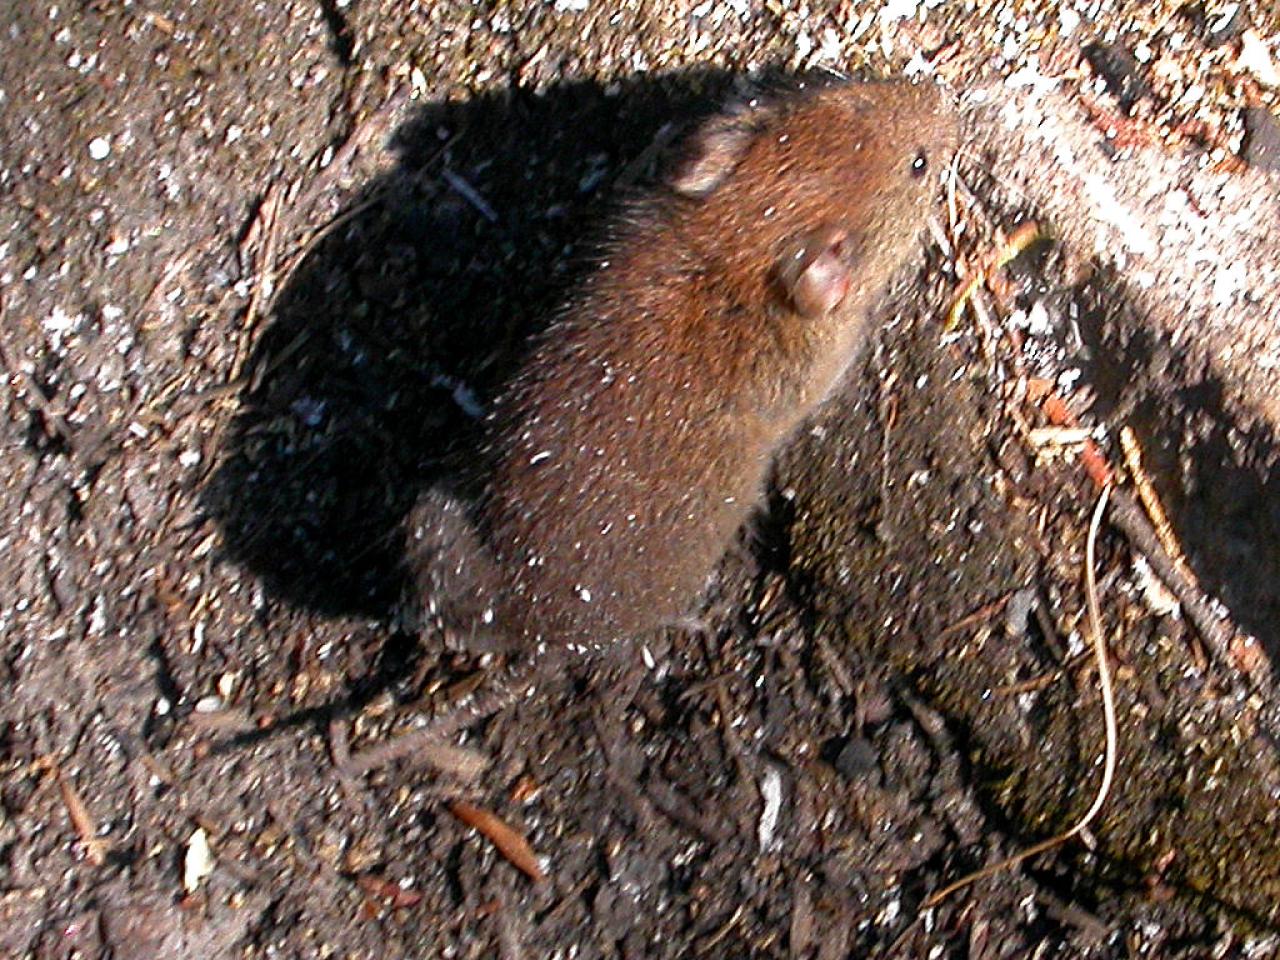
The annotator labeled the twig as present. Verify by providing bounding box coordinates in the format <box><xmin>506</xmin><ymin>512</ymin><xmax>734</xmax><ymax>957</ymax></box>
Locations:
<box><xmin>268</xmin><ymin>192</ymin><xmax>384</xmax><ymax>315</ymax></box>
<box><xmin>945</xmin><ymin>153</ymin><xmax>961</xmax><ymax>240</ymax></box>
<box><xmin>441</xmin><ymin>168</ymin><xmax>499</xmax><ymax>223</ymax></box>
<box><xmin>294</xmin><ymin>88</ymin><xmax>409</xmax><ymax>212</ymax></box>
<box><xmin>810</xmin><ymin>630</ymin><xmax>855</xmax><ymax>698</ymax></box>
<box><xmin>1118</xmin><ymin>426</ymin><xmax>1192</xmax><ymax>581</ymax></box>
<box><xmin>992</xmin><ymin>650</ymin><xmax>1092</xmax><ymax>697</ymax></box>
<box><xmin>1106</xmin><ymin>488</ymin><xmax>1247</xmax><ymax>677</ymax></box>
<box><xmin>696</xmin><ymin>904</ymin><xmax>747</xmax><ymax>955</ymax></box>
<box><xmin>231</xmin><ymin>181</ymin><xmax>286</xmax><ymax>383</ymax></box>
<box><xmin>938</xmin><ymin>593</ymin><xmax>1011</xmax><ymax>640</ymax></box>
<box><xmin>342</xmin><ymin>716</ymin><xmax>501</xmax><ymax>779</ymax></box>
<box><xmin>342</xmin><ymin>653</ymin><xmax>554</xmax><ymax>776</ymax></box>
<box><xmin>1040</xmin><ymin>392</ymin><xmax>1113</xmax><ymax>489</ymax></box>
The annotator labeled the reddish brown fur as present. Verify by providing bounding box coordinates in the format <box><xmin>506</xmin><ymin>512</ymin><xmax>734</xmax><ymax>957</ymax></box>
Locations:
<box><xmin>432</xmin><ymin>80</ymin><xmax>958</xmax><ymax>651</ymax></box>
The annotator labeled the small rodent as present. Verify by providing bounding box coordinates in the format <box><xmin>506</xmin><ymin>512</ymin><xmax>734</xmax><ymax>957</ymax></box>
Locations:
<box><xmin>409</xmin><ymin>79</ymin><xmax>958</xmax><ymax>655</ymax></box>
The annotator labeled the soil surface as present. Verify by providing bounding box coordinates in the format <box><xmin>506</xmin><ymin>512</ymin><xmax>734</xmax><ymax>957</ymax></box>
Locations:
<box><xmin>4</xmin><ymin>2</ymin><xmax>1280</xmax><ymax>958</ymax></box>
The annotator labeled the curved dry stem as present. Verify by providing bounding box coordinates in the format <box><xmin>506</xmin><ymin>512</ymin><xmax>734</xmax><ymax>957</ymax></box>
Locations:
<box><xmin>920</xmin><ymin>483</ymin><xmax>1116</xmax><ymax>910</ymax></box>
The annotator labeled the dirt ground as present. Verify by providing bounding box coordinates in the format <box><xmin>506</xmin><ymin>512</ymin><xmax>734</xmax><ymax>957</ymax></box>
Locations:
<box><xmin>4</xmin><ymin>1</ymin><xmax>1280</xmax><ymax>957</ymax></box>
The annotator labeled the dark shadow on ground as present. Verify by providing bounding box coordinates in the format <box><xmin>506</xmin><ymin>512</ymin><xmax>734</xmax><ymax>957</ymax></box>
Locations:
<box><xmin>1070</xmin><ymin>270</ymin><xmax>1280</xmax><ymax>662</ymax></box>
<box><xmin>202</xmin><ymin>68</ymin><xmax>744</xmax><ymax>620</ymax></box>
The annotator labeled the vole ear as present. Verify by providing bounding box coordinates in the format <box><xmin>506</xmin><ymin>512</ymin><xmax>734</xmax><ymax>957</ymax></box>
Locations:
<box><xmin>777</xmin><ymin>224</ymin><xmax>853</xmax><ymax>318</ymax></box>
<box><xmin>667</xmin><ymin>107</ymin><xmax>767</xmax><ymax>198</ymax></box>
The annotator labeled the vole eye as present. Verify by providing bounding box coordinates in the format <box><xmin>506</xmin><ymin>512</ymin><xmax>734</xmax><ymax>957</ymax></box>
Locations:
<box><xmin>911</xmin><ymin>150</ymin><xmax>928</xmax><ymax>177</ymax></box>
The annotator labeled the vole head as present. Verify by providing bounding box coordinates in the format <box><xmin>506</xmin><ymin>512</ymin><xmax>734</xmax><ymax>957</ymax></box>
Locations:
<box><xmin>666</xmin><ymin>79</ymin><xmax>959</xmax><ymax>320</ymax></box>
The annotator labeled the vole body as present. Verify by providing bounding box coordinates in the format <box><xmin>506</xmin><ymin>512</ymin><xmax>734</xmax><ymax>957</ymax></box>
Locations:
<box><xmin>411</xmin><ymin>79</ymin><xmax>958</xmax><ymax>652</ymax></box>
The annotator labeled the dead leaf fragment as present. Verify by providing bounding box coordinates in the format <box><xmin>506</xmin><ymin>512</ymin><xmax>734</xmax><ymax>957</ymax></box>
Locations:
<box><xmin>449</xmin><ymin>802</ymin><xmax>546</xmax><ymax>883</ymax></box>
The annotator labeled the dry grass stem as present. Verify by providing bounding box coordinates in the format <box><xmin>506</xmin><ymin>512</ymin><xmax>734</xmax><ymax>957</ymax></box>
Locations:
<box><xmin>921</xmin><ymin>484</ymin><xmax>1117</xmax><ymax>909</ymax></box>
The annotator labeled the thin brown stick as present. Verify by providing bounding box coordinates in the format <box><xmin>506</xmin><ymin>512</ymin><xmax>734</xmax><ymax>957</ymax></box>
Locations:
<box><xmin>342</xmin><ymin>653</ymin><xmax>554</xmax><ymax>776</ymax></box>
<box><xmin>294</xmin><ymin>88</ymin><xmax>409</xmax><ymax>212</ymax></box>
<box><xmin>938</xmin><ymin>593</ymin><xmax>1011</xmax><ymax>640</ymax></box>
<box><xmin>230</xmin><ymin>181</ymin><xmax>286</xmax><ymax>383</ymax></box>
<box><xmin>992</xmin><ymin>650</ymin><xmax>1092</xmax><ymax>697</ymax></box>
<box><xmin>1119</xmin><ymin>426</ymin><xmax>1192</xmax><ymax>580</ymax></box>
<box><xmin>35</xmin><ymin>758</ymin><xmax>109</xmax><ymax>866</ymax></box>
<box><xmin>341</xmin><ymin>709</ymin><xmax>508</xmax><ymax>778</ymax></box>
<box><xmin>265</xmin><ymin>187</ymin><xmax>387</xmax><ymax>325</ymax></box>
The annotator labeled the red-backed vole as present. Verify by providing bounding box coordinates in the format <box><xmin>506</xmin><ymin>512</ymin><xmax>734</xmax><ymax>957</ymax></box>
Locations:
<box><xmin>409</xmin><ymin>79</ymin><xmax>958</xmax><ymax>655</ymax></box>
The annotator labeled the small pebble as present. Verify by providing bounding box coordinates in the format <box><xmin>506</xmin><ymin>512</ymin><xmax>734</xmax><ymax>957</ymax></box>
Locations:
<box><xmin>834</xmin><ymin>736</ymin><xmax>881</xmax><ymax>781</ymax></box>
